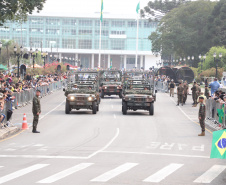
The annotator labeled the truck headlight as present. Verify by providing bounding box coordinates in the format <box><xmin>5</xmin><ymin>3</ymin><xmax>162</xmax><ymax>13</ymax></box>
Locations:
<box><xmin>88</xmin><ymin>97</ymin><xmax>93</xmax><ymax>101</ymax></box>
<box><xmin>70</xmin><ymin>96</ymin><xmax>75</xmax><ymax>101</ymax></box>
<box><xmin>104</xmin><ymin>87</ymin><xmax>107</xmax><ymax>89</ymax></box>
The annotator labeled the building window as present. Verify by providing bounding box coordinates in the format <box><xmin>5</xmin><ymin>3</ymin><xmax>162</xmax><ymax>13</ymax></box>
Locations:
<box><xmin>29</xmin><ymin>37</ymin><xmax>43</xmax><ymax>48</ymax></box>
<box><xmin>111</xmin><ymin>39</ymin><xmax>125</xmax><ymax>50</ymax></box>
<box><xmin>78</xmin><ymin>39</ymin><xmax>92</xmax><ymax>49</ymax></box>
<box><xmin>144</xmin><ymin>21</ymin><xmax>158</xmax><ymax>28</ymax></box>
<box><xmin>79</xmin><ymin>29</ymin><xmax>92</xmax><ymax>35</ymax></box>
<box><xmin>111</xmin><ymin>31</ymin><xmax>125</xmax><ymax>35</ymax></box>
<box><xmin>62</xmin><ymin>19</ymin><xmax>76</xmax><ymax>25</ymax></box>
<box><xmin>46</xmin><ymin>29</ymin><xmax>60</xmax><ymax>35</ymax></box>
<box><xmin>46</xmin><ymin>18</ymin><xmax>60</xmax><ymax>26</ymax></box>
<box><xmin>29</xmin><ymin>18</ymin><xmax>44</xmax><ymax>24</ymax></box>
<box><xmin>0</xmin><ymin>27</ymin><xmax>10</xmax><ymax>33</ymax></box>
<box><xmin>79</xmin><ymin>20</ymin><xmax>92</xmax><ymax>26</ymax></box>
<box><xmin>95</xmin><ymin>30</ymin><xmax>109</xmax><ymax>36</ymax></box>
<box><xmin>29</xmin><ymin>28</ymin><xmax>43</xmax><ymax>34</ymax></box>
<box><xmin>112</xmin><ymin>21</ymin><xmax>125</xmax><ymax>27</ymax></box>
<box><xmin>62</xmin><ymin>39</ymin><xmax>76</xmax><ymax>49</ymax></box>
<box><xmin>46</xmin><ymin>38</ymin><xmax>59</xmax><ymax>48</ymax></box>
<box><xmin>128</xmin><ymin>21</ymin><xmax>142</xmax><ymax>27</ymax></box>
<box><xmin>94</xmin><ymin>40</ymin><xmax>108</xmax><ymax>50</ymax></box>
<box><xmin>95</xmin><ymin>20</ymin><xmax>109</xmax><ymax>27</ymax></box>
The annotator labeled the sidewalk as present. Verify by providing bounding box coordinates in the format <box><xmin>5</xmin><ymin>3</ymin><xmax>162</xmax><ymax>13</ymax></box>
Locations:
<box><xmin>0</xmin><ymin>88</ymin><xmax>65</xmax><ymax>140</ymax></box>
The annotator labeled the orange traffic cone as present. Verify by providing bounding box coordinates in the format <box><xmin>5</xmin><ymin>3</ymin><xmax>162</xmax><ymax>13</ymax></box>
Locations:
<box><xmin>22</xmin><ymin>113</ymin><xmax>28</xmax><ymax>130</ymax></box>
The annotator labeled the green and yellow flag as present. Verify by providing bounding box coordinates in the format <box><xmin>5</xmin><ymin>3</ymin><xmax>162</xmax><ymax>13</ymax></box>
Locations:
<box><xmin>136</xmin><ymin>1</ymin><xmax>140</xmax><ymax>14</ymax></box>
<box><xmin>210</xmin><ymin>130</ymin><xmax>226</xmax><ymax>159</ymax></box>
<box><xmin>100</xmin><ymin>0</ymin><xmax>104</xmax><ymax>22</ymax></box>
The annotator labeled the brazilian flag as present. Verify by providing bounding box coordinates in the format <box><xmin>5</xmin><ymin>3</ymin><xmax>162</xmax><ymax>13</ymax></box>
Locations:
<box><xmin>210</xmin><ymin>130</ymin><xmax>226</xmax><ymax>159</ymax></box>
<box><xmin>217</xmin><ymin>104</ymin><xmax>225</xmax><ymax>123</ymax></box>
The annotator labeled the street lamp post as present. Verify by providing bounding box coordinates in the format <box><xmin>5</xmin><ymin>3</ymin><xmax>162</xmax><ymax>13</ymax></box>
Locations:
<box><xmin>32</xmin><ymin>49</ymin><xmax>38</xmax><ymax>69</ymax></box>
<box><xmin>41</xmin><ymin>51</ymin><xmax>48</xmax><ymax>69</ymax></box>
<box><xmin>0</xmin><ymin>41</ymin><xmax>2</xmax><ymax>55</ymax></box>
<box><xmin>199</xmin><ymin>54</ymin><xmax>206</xmax><ymax>71</ymax></box>
<box><xmin>14</xmin><ymin>46</ymin><xmax>24</xmax><ymax>78</ymax></box>
<box><xmin>213</xmin><ymin>52</ymin><xmax>222</xmax><ymax>79</ymax></box>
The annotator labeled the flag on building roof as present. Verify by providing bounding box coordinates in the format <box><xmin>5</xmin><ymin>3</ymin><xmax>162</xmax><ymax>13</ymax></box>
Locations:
<box><xmin>210</xmin><ymin>130</ymin><xmax>226</xmax><ymax>159</ymax></box>
<box><xmin>100</xmin><ymin>0</ymin><xmax>104</xmax><ymax>22</ymax></box>
<box><xmin>136</xmin><ymin>1</ymin><xmax>140</xmax><ymax>14</ymax></box>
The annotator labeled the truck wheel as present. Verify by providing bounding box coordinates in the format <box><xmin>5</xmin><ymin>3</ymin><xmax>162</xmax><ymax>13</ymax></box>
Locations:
<box><xmin>92</xmin><ymin>102</ymin><xmax>97</xmax><ymax>114</ymax></box>
<box><xmin>149</xmin><ymin>103</ymin><xmax>154</xmax><ymax>115</ymax></box>
<box><xmin>101</xmin><ymin>90</ymin><xmax>104</xmax><ymax>98</ymax></box>
<box><xmin>122</xmin><ymin>102</ymin><xmax>127</xmax><ymax>115</ymax></box>
<box><xmin>65</xmin><ymin>100</ymin><xmax>70</xmax><ymax>114</ymax></box>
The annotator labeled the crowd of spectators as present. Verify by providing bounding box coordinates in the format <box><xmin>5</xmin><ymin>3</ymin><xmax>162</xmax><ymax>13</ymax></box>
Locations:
<box><xmin>0</xmin><ymin>72</ymin><xmax>67</xmax><ymax>128</ymax></box>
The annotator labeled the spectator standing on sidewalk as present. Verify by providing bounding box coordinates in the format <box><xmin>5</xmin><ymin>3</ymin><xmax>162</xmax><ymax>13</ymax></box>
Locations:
<box><xmin>209</xmin><ymin>78</ymin><xmax>220</xmax><ymax>96</ymax></box>
<box><xmin>32</xmin><ymin>90</ymin><xmax>41</xmax><ymax>133</ymax></box>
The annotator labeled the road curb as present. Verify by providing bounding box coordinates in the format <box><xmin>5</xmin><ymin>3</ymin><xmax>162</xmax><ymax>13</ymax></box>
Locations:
<box><xmin>0</xmin><ymin>127</ymin><xmax>21</xmax><ymax>140</ymax></box>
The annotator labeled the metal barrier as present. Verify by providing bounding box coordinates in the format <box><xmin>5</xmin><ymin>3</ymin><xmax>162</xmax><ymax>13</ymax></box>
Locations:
<box><xmin>206</xmin><ymin>99</ymin><xmax>226</xmax><ymax>128</ymax></box>
<box><xmin>156</xmin><ymin>81</ymin><xmax>169</xmax><ymax>92</ymax></box>
<box><xmin>0</xmin><ymin>80</ymin><xmax>65</xmax><ymax>129</ymax></box>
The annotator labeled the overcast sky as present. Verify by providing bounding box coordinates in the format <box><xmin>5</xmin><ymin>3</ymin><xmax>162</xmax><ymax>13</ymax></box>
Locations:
<box><xmin>35</xmin><ymin>0</ymin><xmax>151</xmax><ymax>15</ymax></box>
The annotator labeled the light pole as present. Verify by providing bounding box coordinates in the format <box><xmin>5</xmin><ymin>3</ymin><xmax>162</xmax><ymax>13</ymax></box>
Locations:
<box><xmin>213</xmin><ymin>52</ymin><xmax>222</xmax><ymax>79</ymax></box>
<box><xmin>199</xmin><ymin>54</ymin><xmax>206</xmax><ymax>71</ymax></box>
<box><xmin>0</xmin><ymin>41</ymin><xmax>2</xmax><ymax>55</ymax></box>
<box><xmin>187</xmin><ymin>55</ymin><xmax>195</xmax><ymax>67</ymax></box>
<box><xmin>41</xmin><ymin>51</ymin><xmax>48</xmax><ymax>69</ymax></box>
<box><xmin>14</xmin><ymin>46</ymin><xmax>24</xmax><ymax>78</ymax></box>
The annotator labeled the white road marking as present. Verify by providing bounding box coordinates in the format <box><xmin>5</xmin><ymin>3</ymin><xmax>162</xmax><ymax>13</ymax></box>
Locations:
<box><xmin>111</xmin><ymin>105</ymin><xmax>114</xmax><ymax>109</ymax></box>
<box><xmin>0</xmin><ymin>164</ymin><xmax>49</xmax><ymax>184</ymax></box>
<box><xmin>90</xmin><ymin>163</ymin><xmax>138</xmax><ymax>182</ymax></box>
<box><xmin>193</xmin><ymin>165</ymin><xmax>226</xmax><ymax>183</ymax></box>
<box><xmin>37</xmin><ymin>163</ymin><xmax>93</xmax><ymax>183</ymax></box>
<box><xmin>114</xmin><ymin>114</ymin><xmax>116</xmax><ymax>119</ymax></box>
<box><xmin>34</xmin><ymin>144</ymin><xmax>44</xmax><ymax>147</ymax></box>
<box><xmin>102</xmin><ymin>151</ymin><xmax>209</xmax><ymax>159</ymax></box>
<box><xmin>4</xmin><ymin>148</ymin><xmax>16</xmax><ymax>151</ymax></box>
<box><xmin>0</xmin><ymin>166</ymin><xmax>3</xmax><ymax>169</ymax></box>
<box><xmin>143</xmin><ymin>163</ymin><xmax>184</xmax><ymax>182</ymax></box>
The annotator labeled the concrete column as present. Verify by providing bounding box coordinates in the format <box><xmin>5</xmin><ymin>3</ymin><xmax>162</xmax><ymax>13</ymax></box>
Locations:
<box><xmin>140</xmin><ymin>55</ymin><xmax>143</xmax><ymax>69</ymax></box>
<box><xmin>91</xmin><ymin>54</ymin><xmax>94</xmax><ymax>69</ymax></box>
<box><xmin>108</xmin><ymin>54</ymin><xmax>110</xmax><ymax>69</ymax></box>
<box><xmin>124</xmin><ymin>55</ymin><xmax>127</xmax><ymax>70</ymax></box>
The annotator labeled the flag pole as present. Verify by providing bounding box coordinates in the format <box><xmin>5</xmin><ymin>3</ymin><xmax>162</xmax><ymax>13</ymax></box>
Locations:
<box><xmin>98</xmin><ymin>21</ymin><xmax>102</xmax><ymax>68</ymax></box>
<box><xmin>135</xmin><ymin>3</ymin><xmax>140</xmax><ymax>69</ymax></box>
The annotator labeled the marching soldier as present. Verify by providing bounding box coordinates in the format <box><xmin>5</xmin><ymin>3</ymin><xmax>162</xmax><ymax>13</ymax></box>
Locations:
<box><xmin>177</xmin><ymin>82</ymin><xmax>184</xmax><ymax>106</ymax></box>
<box><xmin>198</xmin><ymin>96</ymin><xmax>206</xmax><ymax>136</ymax></box>
<box><xmin>169</xmin><ymin>79</ymin><xmax>176</xmax><ymax>97</ymax></box>
<box><xmin>183</xmin><ymin>81</ymin><xmax>189</xmax><ymax>104</ymax></box>
<box><xmin>204</xmin><ymin>85</ymin><xmax>210</xmax><ymax>99</ymax></box>
<box><xmin>197</xmin><ymin>83</ymin><xmax>201</xmax><ymax>97</ymax></box>
<box><xmin>191</xmin><ymin>82</ymin><xmax>198</xmax><ymax>107</ymax></box>
<box><xmin>32</xmin><ymin>90</ymin><xmax>41</xmax><ymax>133</ymax></box>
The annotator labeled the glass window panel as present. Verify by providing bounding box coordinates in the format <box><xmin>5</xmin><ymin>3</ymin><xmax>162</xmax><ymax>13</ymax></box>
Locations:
<box><xmin>111</xmin><ymin>21</ymin><xmax>125</xmax><ymax>27</ymax></box>
<box><xmin>78</xmin><ymin>39</ymin><xmax>92</xmax><ymax>49</ymax></box>
<box><xmin>79</xmin><ymin>20</ymin><xmax>92</xmax><ymax>26</ymax></box>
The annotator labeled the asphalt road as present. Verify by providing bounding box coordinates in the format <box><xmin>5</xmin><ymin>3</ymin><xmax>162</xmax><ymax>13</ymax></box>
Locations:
<box><xmin>0</xmin><ymin>90</ymin><xmax>225</xmax><ymax>185</ymax></box>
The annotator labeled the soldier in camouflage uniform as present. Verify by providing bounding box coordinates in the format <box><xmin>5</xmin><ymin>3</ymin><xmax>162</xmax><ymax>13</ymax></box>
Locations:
<box><xmin>183</xmin><ymin>81</ymin><xmax>188</xmax><ymax>104</ymax></box>
<box><xmin>204</xmin><ymin>85</ymin><xmax>210</xmax><ymax>99</ymax></box>
<box><xmin>177</xmin><ymin>82</ymin><xmax>184</xmax><ymax>106</ymax></box>
<box><xmin>198</xmin><ymin>96</ymin><xmax>206</xmax><ymax>136</ymax></box>
<box><xmin>32</xmin><ymin>90</ymin><xmax>41</xmax><ymax>133</ymax></box>
<box><xmin>191</xmin><ymin>82</ymin><xmax>198</xmax><ymax>106</ymax></box>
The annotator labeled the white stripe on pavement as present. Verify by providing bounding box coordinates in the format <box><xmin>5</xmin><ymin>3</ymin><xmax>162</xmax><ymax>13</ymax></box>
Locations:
<box><xmin>90</xmin><ymin>163</ymin><xmax>138</xmax><ymax>182</ymax></box>
<box><xmin>38</xmin><ymin>163</ymin><xmax>93</xmax><ymax>183</ymax></box>
<box><xmin>0</xmin><ymin>164</ymin><xmax>49</xmax><ymax>184</ymax></box>
<box><xmin>193</xmin><ymin>165</ymin><xmax>226</xmax><ymax>183</ymax></box>
<box><xmin>143</xmin><ymin>163</ymin><xmax>184</xmax><ymax>183</ymax></box>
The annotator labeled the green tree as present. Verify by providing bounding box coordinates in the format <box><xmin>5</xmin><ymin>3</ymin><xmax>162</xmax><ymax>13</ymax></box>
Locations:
<box><xmin>0</xmin><ymin>0</ymin><xmax>46</xmax><ymax>25</ymax></box>
<box><xmin>202</xmin><ymin>46</ymin><xmax>226</xmax><ymax>71</ymax></box>
<box><xmin>148</xmin><ymin>0</ymin><xmax>216</xmax><ymax>65</ymax></box>
<box><xmin>206</xmin><ymin>0</ymin><xmax>226</xmax><ymax>47</ymax></box>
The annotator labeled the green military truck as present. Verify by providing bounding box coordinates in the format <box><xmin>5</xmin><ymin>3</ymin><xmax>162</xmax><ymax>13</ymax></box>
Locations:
<box><xmin>99</xmin><ymin>69</ymin><xmax>123</xmax><ymax>98</ymax></box>
<box><xmin>122</xmin><ymin>70</ymin><xmax>156</xmax><ymax>115</ymax></box>
<box><xmin>63</xmin><ymin>70</ymin><xmax>100</xmax><ymax>114</ymax></box>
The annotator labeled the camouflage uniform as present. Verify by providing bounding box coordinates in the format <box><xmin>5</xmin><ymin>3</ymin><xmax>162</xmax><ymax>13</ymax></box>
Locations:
<box><xmin>199</xmin><ymin>103</ymin><xmax>206</xmax><ymax>132</ymax></box>
<box><xmin>191</xmin><ymin>85</ymin><xmax>197</xmax><ymax>105</ymax></box>
<box><xmin>197</xmin><ymin>85</ymin><xmax>201</xmax><ymax>97</ymax></box>
<box><xmin>204</xmin><ymin>88</ymin><xmax>210</xmax><ymax>99</ymax></box>
<box><xmin>32</xmin><ymin>95</ymin><xmax>41</xmax><ymax>131</ymax></box>
<box><xmin>177</xmin><ymin>86</ymin><xmax>184</xmax><ymax>105</ymax></box>
<box><xmin>183</xmin><ymin>84</ymin><xmax>188</xmax><ymax>103</ymax></box>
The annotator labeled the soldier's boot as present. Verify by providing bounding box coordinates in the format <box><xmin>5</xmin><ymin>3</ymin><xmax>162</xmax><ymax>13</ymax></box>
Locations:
<box><xmin>32</xmin><ymin>126</ymin><xmax>40</xmax><ymax>133</ymax></box>
<box><xmin>198</xmin><ymin>131</ymin><xmax>205</xmax><ymax>136</ymax></box>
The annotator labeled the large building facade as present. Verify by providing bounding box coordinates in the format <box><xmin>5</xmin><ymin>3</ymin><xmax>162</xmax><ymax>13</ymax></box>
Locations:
<box><xmin>0</xmin><ymin>13</ymin><xmax>160</xmax><ymax>70</ymax></box>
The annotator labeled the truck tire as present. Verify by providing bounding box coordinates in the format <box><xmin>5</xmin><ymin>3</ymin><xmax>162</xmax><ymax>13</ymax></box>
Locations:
<box><xmin>92</xmin><ymin>102</ymin><xmax>97</xmax><ymax>114</ymax></box>
<box><xmin>97</xmin><ymin>104</ymin><xmax>99</xmax><ymax>111</ymax></box>
<box><xmin>65</xmin><ymin>100</ymin><xmax>70</xmax><ymax>114</ymax></box>
<box><xmin>119</xmin><ymin>91</ymin><xmax>123</xmax><ymax>99</ymax></box>
<box><xmin>122</xmin><ymin>101</ymin><xmax>127</xmax><ymax>115</ymax></box>
<box><xmin>149</xmin><ymin>103</ymin><xmax>154</xmax><ymax>115</ymax></box>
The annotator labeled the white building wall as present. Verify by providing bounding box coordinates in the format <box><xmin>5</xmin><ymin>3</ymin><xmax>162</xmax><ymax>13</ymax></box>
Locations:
<box><xmin>144</xmin><ymin>55</ymin><xmax>161</xmax><ymax>70</ymax></box>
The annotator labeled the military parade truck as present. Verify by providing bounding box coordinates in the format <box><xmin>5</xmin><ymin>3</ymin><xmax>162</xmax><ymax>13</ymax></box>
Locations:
<box><xmin>63</xmin><ymin>70</ymin><xmax>100</xmax><ymax>114</ymax></box>
<box><xmin>122</xmin><ymin>70</ymin><xmax>156</xmax><ymax>115</ymax></box>
<box><xmin>99</xmin><ymin>69</ymin><xmax>123</xmax><ymax>98</ymax></box>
